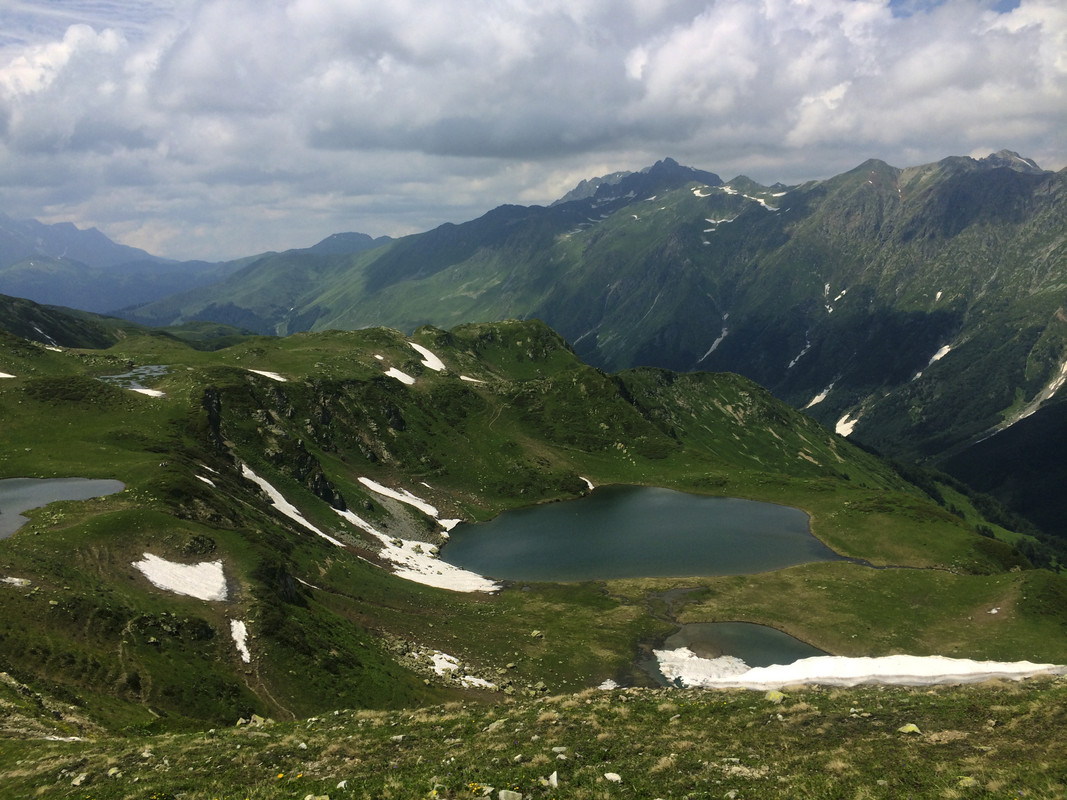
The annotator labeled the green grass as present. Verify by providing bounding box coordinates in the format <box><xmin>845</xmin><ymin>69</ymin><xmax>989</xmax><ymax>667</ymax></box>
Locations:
<box><xmin>1</xmin><ymin>678</ymin><xmax>1064</xmax><ymax>799</ymax></box>
<box><xmin>1</xmin><ymin>317</ymin><xmax>1065</xmax><ymax>739</ymax></box>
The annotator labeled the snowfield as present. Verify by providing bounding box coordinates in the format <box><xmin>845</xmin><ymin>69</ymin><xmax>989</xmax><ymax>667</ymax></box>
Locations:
<box><xmin>0</xmin><ymin>372</ymin><xmax>15</xmax><ymax>378</ymax></box>
<box><xmin>385</xmin><ymin>367</ymin><xmax>416</xmax><ymax>385</ymax></box>
<box><xmin>247</xmin><ymin>369</ymin><xmax>288</xmax><ymax>382</ymax></box>
<box><xmin>655</xmin><ymin>649</ymin><xmax>1066</xmax><ymax>689</ymax></box>
<box><xmin>334</xmin><ymin>506</ymin><xmax>499</xmax><ymax>593</ymax></box>
<box><xmin>241</xmin><ymin>465</ymin><xmax>346</xmax><ymax>547</ymax></box>
<box><xmin>358</xmin><ymin>477</ymin><xmax>439</xmax><ymax>518</ymax></box>
<box><xmin>132</xmin><ymin>553</ymin><xmax>228</xmax><ymax>602</ymax></box>
<box><xmin>409</xmin><ymin>342</ymin><xmax>446</xmax><ymax>371</ymax></box>
<box><xmin>230</xmin><ymin>619</ymin><xmax>251</xmax><ymax>663</ymax></box>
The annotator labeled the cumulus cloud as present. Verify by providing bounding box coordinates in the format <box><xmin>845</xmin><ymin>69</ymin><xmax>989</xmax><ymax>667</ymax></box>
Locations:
<box><xmin>0</xmin><ymin>0</ymin><xmax>1063</xmax><ymax>259</ymax></box>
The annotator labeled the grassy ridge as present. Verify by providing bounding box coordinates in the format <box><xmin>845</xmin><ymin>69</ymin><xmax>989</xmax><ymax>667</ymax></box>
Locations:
<box><xmin>1</xmin><ymin>314</ymin><xmax>1065</xmax><ymax>738</ymax></box>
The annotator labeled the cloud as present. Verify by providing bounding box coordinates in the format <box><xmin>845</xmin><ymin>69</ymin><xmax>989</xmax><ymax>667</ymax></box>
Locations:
<box><xmin>0</xmin><ymin>0</ymin><xmax>1063</xmax><ymax>260</ymax></box>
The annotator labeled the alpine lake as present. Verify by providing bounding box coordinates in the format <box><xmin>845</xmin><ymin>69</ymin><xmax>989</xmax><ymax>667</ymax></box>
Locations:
<box><xmin>441</xmin><ymin>484</ymin><xmax>839</xmax><ymax>674</ymax></box>
<box><xmin>0</xmin><ymin>477</ymin><xmax>125</xmax><ymax>539</ymax></box>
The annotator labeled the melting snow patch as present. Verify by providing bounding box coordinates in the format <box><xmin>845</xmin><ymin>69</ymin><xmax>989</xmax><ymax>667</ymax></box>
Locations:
<box><xmin>935</xmin><ymin>290</ymin><xmax>943</xmax><ymax>302</ymax></box>
<box><xmin>804</xmin><ymin>384</ymin><xmax>834</xmax><ymax>409</ymax></box>
<box><xmin>460</xmin><ymin>375</ymin><xmax>484</xmax><ymax>383</ymax></box>
<box><xmin>374</xmin><ymin>354</ymin><xmax>384</xmax><ymax>361</ymax></box>
<box><xmin>836</xmin><ymin>411</ymin><xmax>861</xmax><ymax>437</ymax></box>
<box><xmin>0</xmin><ymin>372</ymin><xmax>15</xmax><ymax>379</ymax></box>
<box><xmin>247</xmin><ymin>369</ymin><xmax>287</xmax><ymax>382</ymax></box>
<box><xmin>230</xmin><ymin>619</ymin><xmax>251</xmax><ymax>662</ymax></box>
<box><xmin>358</xmin><ymin>477</ymin><xmax>438</xmax><ymax>517</ymax></box>
<box><xmin>2</xmin><ymin>576</ymin><xmax>31</xmax><ymax>588</ymax></box>
<box><xmin>692</xmin><ymin>187</ymin><xmax>713</xmax><ymax>198</ymax></box>
<box><xmin>132</xmin><ymin>388</ymin><xmax>166</xmax><ymax>397</ymax></box>
<box><xmin>385</xmin><ymin>367</ymin><xmax>416</xmax><ymax>385</ymax></box>
<box><xmin>580</xmin><ymin>476</ymin><xmax>595</xmax><ymax>491</ymax></box>
<box><xmin>333</xmin><ymin>506</ymin><xmax>498</xmax><ymax>593</ymax></box>
<box><xmin>697</xmin><ymin>327</ymin><xmax>729</xmax><ymax>363</ymax></box>
<box><xmin>427</xmin><ymin>650</ymin><xmax>495</xmax><ymax>687</ymax></box>
<box><xmin>241</xmin><ymin>465</ymin><xmax>346</xmax><ymax>547</ymax></box>
<box><xmin>928</xmin><ymin>344</ymin><xmax>952</xmax><ymax>364</ymax></box>
<box><xmin>409</xmin><ymin>342</ymin><xmax>445</xmax><ymax>371</ymax></box>
<box><xmin>655</xmin><ymin>650</ymin><xmax>1066</xmax><ymax>689</ymax></box>
<box><xmin>196</xmin><ymin>475</ymin><xmax>216</xmax><ymax>487</ymax></box>
<box><xmin>133</xmin><ymin>553</ymin><xmax>228</xmax><ymax>601</ymax></box>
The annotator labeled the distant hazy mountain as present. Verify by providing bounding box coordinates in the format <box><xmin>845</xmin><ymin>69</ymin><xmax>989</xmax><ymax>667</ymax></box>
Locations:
<box><xmin>0</xmin><ymin>214</ymin><xmax>257</xmax><ymax>313</ymax></box>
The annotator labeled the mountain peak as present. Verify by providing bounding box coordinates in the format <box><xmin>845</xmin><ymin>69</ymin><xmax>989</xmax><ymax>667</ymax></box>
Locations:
<box><xmin>980</xmin><ymin>149</ymin><xmax>1045</xmax><ymax>174</ymax></box>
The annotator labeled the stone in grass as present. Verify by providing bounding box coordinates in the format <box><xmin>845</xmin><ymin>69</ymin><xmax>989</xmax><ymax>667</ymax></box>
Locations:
<box><xmin>498</xmin><ymin>790</ymin><xmax>523</xmax><ymax>800</ymax></box>
<box><xmin>765</xmin><ymin>689</ymin><xmax>786</xmax><ymax>704</ymax></box>
<box><xmin>958</xmin><ymin>777</ymin><xmax>980</xmax><ymax>788</ymax></box>
<box><xmin>604</xmin><ymin>772</ymin><xmax>622</xmax><ymax>783</ymax></box>
<box><xmin>897</xmin><ymin>723</ymin><xmax>922</xmax><ymax>734</ymax></box>
<box><xmin>71</xmin><ymin>773</ymin><xmax>88</xmax><ymax>786</ymax></box>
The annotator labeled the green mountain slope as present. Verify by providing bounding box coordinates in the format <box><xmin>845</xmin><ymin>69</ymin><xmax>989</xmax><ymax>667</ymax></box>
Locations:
<box><xmin>123</xmin><ymin>152</ymin><xmax>1067</xmax><ymax>537</ymax></box>
<box><xmin>1</xmin><ymin>301</ymin><xmax>1062</xmax><ymax>734</ymax></box>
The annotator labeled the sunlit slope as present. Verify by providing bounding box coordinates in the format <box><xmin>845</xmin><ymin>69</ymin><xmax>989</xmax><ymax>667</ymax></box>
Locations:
<box><xmin>0</xmin><ymin>312</ymin><xmax>1062</xmax><ymax>733</ymax></box>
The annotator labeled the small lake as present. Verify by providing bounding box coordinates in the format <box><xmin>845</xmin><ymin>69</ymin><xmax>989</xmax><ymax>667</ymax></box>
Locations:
<box><xmin>640</xmin><ymin>622</ymin><xmax>829</xmax><ymax>686</ymax></box>
<box><xmin>440</xmin><ymin>485</ymin><xmax>842</xmax><ymax>581</ymax></box>
<box><xmin>0</xmin><ymin>478</ymin><xmax>125</xmax><ymax>538</ymax></box>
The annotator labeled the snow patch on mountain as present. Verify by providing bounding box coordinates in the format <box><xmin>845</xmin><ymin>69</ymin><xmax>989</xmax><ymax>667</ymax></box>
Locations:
<box><xmin>0</xmin><ymin>372</ymin><xmax>15</xmax><ymax>379</ymax></box>
<box><xmin>358</xmin><ymin>477</ymin><xmax>438</xmax><ymax>518</ymax></box>
<box><xmin>230</xmin><ymin>619</ymin><xmax>251</xmax><ymax>663</ymax></box>
<box><xmin>334</xmin><ymin>506</ymin><xmax>498</xmax><ymax>593</ymax></box>
<box><xmin>410</xmin><ymin>342</ymin><xmax>445</xmax><ymax>371</ymax></box>
<box><xmin>655</xmin><ymin>650</ymin><xmax>1065</xmax><ymax>689</ymax></box>
<box><xmin>836</xmin><ymin>411</ymin><xmax>861</xmax><ymax>437</ymax></box>
<box><xmin>247</xmin><ymin>369</ymin><xmax>287</xmax><ymax>382</ymax></box>
<box><xmin>804</xmin><ymin>384</ymin><xmax>834</xmax><ymax>409</ymax></box>
<box><xmin>132</xmin><ymin>553</ymin><xmax>228</xmax><ymax>602</ymax></box>
<box><xmin>385</xmin><ymin>367</ymin><xmax>416</xmax><ymax>385</ymax></box>
<box><xmin>241</xmin><ymin>465</ymin><xmax>346</xmax><ymax>547</ymax></box>
<box><xmin>787</xmin><ymin>335</ymin><xmax>812</xmax><ymax>369</ymax></box>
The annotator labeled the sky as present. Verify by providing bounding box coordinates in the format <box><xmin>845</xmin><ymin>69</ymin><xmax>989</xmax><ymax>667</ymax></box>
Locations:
<box><xmin>0</xmin><ymin>0</ymin><xmax>1064</xmax><ymax>261</ymax></box>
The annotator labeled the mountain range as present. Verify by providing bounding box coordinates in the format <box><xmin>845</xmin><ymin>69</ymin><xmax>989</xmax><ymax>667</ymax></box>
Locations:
<box><xmin>3</xmin><ymin>149</ymin><xmax>1066</xmax><ymax>541</ymax></box>
<box><xmin>76</xmin><ymin>149</ymin><xmax>1063</xmax><ymax>538</ymax></box>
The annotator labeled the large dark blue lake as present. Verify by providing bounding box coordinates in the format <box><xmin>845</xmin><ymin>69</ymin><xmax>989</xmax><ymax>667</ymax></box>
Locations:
<box><xmin>440</xmin><ymin>484</ymin><xmax>842</xmax><ymax>581</ymax></box>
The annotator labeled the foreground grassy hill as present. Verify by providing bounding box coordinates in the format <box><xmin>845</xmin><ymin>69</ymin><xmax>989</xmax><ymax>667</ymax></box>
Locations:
<box><xmin>2</xmin><ymin>676</ymin><xmax>1065</xmax><ymax>799</ymax></box>
<box><xmin>1</xmin><ymin>303</ymin><xmax>1065</xmax><ymax>758</ymax></box>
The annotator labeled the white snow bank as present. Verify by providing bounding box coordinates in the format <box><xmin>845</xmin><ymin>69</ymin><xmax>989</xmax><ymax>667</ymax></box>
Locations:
<box><xmin>928</xmin><ymin>344</ymin><xmax>952</xmax><ymax>365</ymax></box>
<box><xmin>804</xmin><ymin>384</ymin><xmax>834</xmax><ymax>410</ymax></box>
<box><xmin>333</xmin><ymin>506</ymin><xmax>499</xmax><ymax>593</ymax></box>
<box><xmin>230</xmin><ymin>619</ymin><xmax>251</xmax><ymax>663</ymax></box>
<box><xmin>0</xmin><ymin>372</ymin><xmax>15</xmax><ymax>379</ymax></box>
<box><xmin>460</xmin><ymin>375</ymin><xmax>484</xmax><ymax>383</ymax></box>
<box><xmin>697</xmin><ymin>328</ymin><xmax>728</xmax><ymax>363</ymax></box>
<box><xmin>247</xmin><ymin>369</ymin><xmax>287</xmax><ymax>382</ymax></box>
<box><xmin>196</xmin><ymin>475</ymin><xmax>216</xmax><ymax>487</ymax></box>
<box><xmin>580</xmin><ymin>476</ymin><xmax>595</xmax><ymax>491</ymax></box>
<box><xmin>428</xmin><ymin>650</ymin><xmax>497</xmax><ymax>688</ymax></box>
<box><xmin>358</xmin><ymin>477</ymin><xmax>438</xmax><ymax>517</ymax></box>
<box><xmin>132</xmin><ymin>388</ymin><xmax>166</xmax><ymax>397</ymax></box>
<box><xmin>835</xmin><ymin>411</ymin><xmax>861</xmax><ymax>437</ymax></box>
<box><xmin>410</xmin><ymin>342</ymin><xmax>446</xmax><ymax>371</ymax></box>
<box><xmin>385</xmin><ymin>367</ymin><xmax>416</xmax><ymax>385</ymax></box>
<box><xmin>655</xmin><ymin>649</ymin><xmax>1066</xmax><ymax>689</ymax></box>
<box><xmin>2</xmin><ymin>576</ymin><xmax>31</xmax><ymax>588</ymax></box>
<box><xmin>242</xmin><ymin>465</ymin><xmax>346</xmax><ymax>547</ymax></box>
<box><xmin>132</xmin><ymin>553</ymin><xmax>228</xmax><ymax>601</ymax></box>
